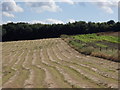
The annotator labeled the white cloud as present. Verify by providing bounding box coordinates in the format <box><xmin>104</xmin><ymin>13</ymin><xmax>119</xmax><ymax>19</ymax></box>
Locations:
<box><xmin>2</xmin><ymin>0</ymin><xmax>23</xmax><ymax>17</ymax></box>
<box><xmin>3</xmin><ymin>12</ymin><xmax>14</xmax><ymax>17</ymax></box>
<box><xmin>92</xmin><ymin>0</ymin><xmax>118</xmax><ymax>14</ymax></box>
<box><xmin>68</xmin><ymin>19</ymin><xmax>76</xmax><ymax>23</ymax></box>
<box><xmin>30</xmin><ymin>19</ymin><xmax>64</xmax><ymax>24</ymax></box>
<box><xmin>2</xmin><ymin>0</ymin><xmax>23</xmax><ymax>12</ymax></box>
<box><xmin>101</xmin><ymin>5</ymin><xmax>113</xmax><ymax>14</ymax></box>
<box><xmin>2</xmin><ymin>0</ymin><xmax>118</xmax><ymax>18</ymax></box>
<box><xmin>0</xmin><ymin>21</ymin><xmax>13</xmax><ymax>25</ymax></box>
<box><xmin>30</xmin><ymin>18</ymin><xmax>77</xmax><ymax>24</ymax></box>
<box><xmin>24</xmin><ymin>0</ymin><xmax>118</xmax><ymax>14</ymax></box>
<box><xmin>24</xmin><ymin>0</ymin><xmax>75</xmax><ymax>13</ymax></box>
<box><xmin>60</xmin><ymin>0</ymin><xmax>74</xmax><ymax>5</ymax></box>
<box><xmin>18</xmin><ymin>0</ymin><xmax>74</xmax><ymax>4</ymax></box>
<box><xmin>45</xmin><ymin>19</ymin><xmax>64</xmax><ymax>24</ymax></box>
<box><xmin>0</xmin><ymin>22</ymin><xmax>2</xmax><ymax>25</ymax></box>
<box><xmin>6</xmin><ymin>21</ymin><xmax>13</xmax><ymax>23</ymax></box>
<box><xmin>25</xmin><ymin>0</ymin><xmax>62</xmax><ymax>13</ymax></box>
<box><xmin>30</xmin><ymin>20</ymin><xmax>45</xmax><ymax>24</ymax></box>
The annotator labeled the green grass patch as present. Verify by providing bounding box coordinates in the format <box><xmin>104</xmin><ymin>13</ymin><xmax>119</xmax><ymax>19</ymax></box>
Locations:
<box><xmin>72</xmin><ymin>33</ymin><xmax>120</xmax><ymax>43</ymax></box>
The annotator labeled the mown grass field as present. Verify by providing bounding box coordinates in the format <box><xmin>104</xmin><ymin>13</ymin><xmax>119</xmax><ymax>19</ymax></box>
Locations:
<box><xmin>62</xmin><ymin>32</ymin><xmax>120</xmax><ymax>62</ymax></box>
<box><xmin>2</xmin><ymin>38</ymin><xmax>119</xmax><ymax>88</ymax></box>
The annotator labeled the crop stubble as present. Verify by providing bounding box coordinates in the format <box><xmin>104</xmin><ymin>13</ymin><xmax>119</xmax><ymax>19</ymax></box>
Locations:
<box><xmin>2</xmin><ymin>38</ymin><xmax>119</xmax><ymax>88</ymax></box>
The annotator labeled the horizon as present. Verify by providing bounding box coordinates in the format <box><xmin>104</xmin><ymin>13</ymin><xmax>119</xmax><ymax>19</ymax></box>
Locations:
<box><xmin>1</xmin><ymin>19</ymin><xmax>118</xmax><ymax>25</ymax></box>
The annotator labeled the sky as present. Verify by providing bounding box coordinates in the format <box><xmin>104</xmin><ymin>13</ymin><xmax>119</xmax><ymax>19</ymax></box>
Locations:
<box><xmin>1</xmin><ymin>0</ymin><xmax>119</xmax><ymax>25</ymax></box>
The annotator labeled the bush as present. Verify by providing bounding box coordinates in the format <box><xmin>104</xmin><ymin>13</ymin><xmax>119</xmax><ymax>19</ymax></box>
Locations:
<box><xmin>60</xmin><ymin>35</ymin><xmax>69</xmax><ymax>39</ymax></box>
<box><xmin>80</xmin><ymin>47</ymin><xmax>94</xmax><ymax>55</ymax></box>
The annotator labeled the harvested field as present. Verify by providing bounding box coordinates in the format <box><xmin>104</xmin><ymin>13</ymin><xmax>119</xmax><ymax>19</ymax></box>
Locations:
<box><xmin>2</xmin><ymin>38</ymin><xmax>119</xmax><ymax>88</ymax></box>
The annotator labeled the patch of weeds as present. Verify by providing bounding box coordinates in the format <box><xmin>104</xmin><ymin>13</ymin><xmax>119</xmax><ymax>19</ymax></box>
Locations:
<box><xmin>69</xmin><ymin>40</ymin><xmax>84</xmax><ymax>49</ymax></box>
<box><xmin>80</xmin><ymin>47</ymin><xmax>94</xmax><ymax>55</ymax></box>
<box><xmin>61</xmin><ymin>34</ymin><xmax>69</xmax><ymax>39</ymax></box>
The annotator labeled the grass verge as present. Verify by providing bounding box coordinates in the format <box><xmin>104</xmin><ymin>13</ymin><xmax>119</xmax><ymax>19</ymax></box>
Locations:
<box><xmin>61</xmin><ymin>32</ymin><xmax>120</xmax><ymax>62</ymax></box>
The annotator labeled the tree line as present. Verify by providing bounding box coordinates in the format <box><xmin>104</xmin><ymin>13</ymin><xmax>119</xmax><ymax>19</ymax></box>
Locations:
<box><xmin>1</xmin><ymin>20</ymin><xmax>120</xmax><ymax>42</ymax></box>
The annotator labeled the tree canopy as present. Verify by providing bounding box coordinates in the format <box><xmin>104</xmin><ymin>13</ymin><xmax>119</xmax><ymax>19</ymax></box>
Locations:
<box><xmin>1</xmin><ymin>20</ymin><xmax>120</xmax><ymax>42</ymax></box>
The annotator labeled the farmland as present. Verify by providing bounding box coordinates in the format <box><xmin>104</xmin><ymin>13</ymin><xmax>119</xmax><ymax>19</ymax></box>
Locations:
<box><xmin>2</xmin><ymin>38</ymin><xmax>119</xmax><ymax>88</ymax></box>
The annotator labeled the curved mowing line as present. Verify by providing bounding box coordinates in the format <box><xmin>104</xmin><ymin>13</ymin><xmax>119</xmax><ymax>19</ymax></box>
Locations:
<box><xmin>2</xmin><ymin>38</ymin><xmax>119</xmax><ymax>88</ymax></box>
<box><xmin>24</xmin><ymin>69</ymin><xmax>35</xmax><ymax>88</ymax></box>
<box><xmin>39</xmin><ymin>46</ymin><xmax>72</xmax><ymax>88</ymax></box>
<box><xmin>2</xmin><ymin>50</ymin><xmax>25</xmax><ymax>83</ymax></box>
<box><xmin>2</xmin><ymin>52</ymin><xmax>13</xmax><ymax>66</ymax></box>
<box><xmin>36</xmin><ymin>64</ymin><xmax>59</xmax><ymax>88</ymax></box>
<box><xmin>2</xmin><ymin>51</ymin><xmax>19</xmax><ymax>77</ymax></box>
<box><xmin>21</xmin><ymin>50</ymin><xmax>31</xmax><ymax>87</ymax></box>
<box><xmin>9</xmin><ymin>51</ymin><xmax>23</xmax><ymax>68</ymax></box>
<box><xmin>60</xmin><ymin>39</ymin><xmax>118</xmax><ymax>69</ymax></box>
<box><xmin>24</xmin><ymin>49</ymin><xmax>46</xmax><ymax>88</ymax></box>
<box><xmin>51</xmin><ymin>45</ymin><xmax>103</xmax><ymax>88</ymax></box>
<box><xmin>56</xmin><ymin>42</ymin><xmax>72</xmax><ymax>59</ymax></box>
<box><xmin>24</xmin><ymin>50</ymin><xmax>38</xmax><ymax>88</ymax></box>
<box><xmin>3</xmin><ymin>50</ymin><xmax>27</xmax><ymax>86</ymax></box>
<box><xmin>39</xmin><ymin>49</ymin><xmax>60</xmax><ymax>88</ymax></box>
<box><xmin>52</xmin><ymin>41</ymin><xmax>116</xmax><ymax>87</ymax></box>
<box><xmin>11</xmin><ymin>51</ymin><xmax>25</xmax><ymax>71</ymax></box>
<box><xmin>44</xmin><ymin>44</ymin><xmax>99</xmax><ymax>88</ymax></box>
<box><xmin>7</xmin><ymin>51</ymin><xmax>21</xmax><ymax>66</ymax></box>
<box><xmin>3</xmin><ymin>71</ymin><xmax>20</xmax><ymax>88</ymax></box>
<box><xmin>2</xmin><ymin>42</ymin><xmax>16</xmax><ymax>53</ymax></box>
<box><xmin>30</xmin><ymin>49</ymin><xmax>46</xmax><ymax>88</ymax></box>
<box><xmin>56</xmin><ymin>44</ymin><xmax>118</xmax><ymax>80</ymax></box>
<box><xmin>22</xmin><ymin>50</ymin><xmax>31</xmax><ymax>70</ymax></box>
<box><xmin>23</xmin><ymin>50</ymin><xmax>34</xmax><ymax>88</ymax></box>
<box><xmin>69</xmin><ymin>66</ymin><xmax>118</xmax><ymax>88</ymax></box>
<box><xmin>57</xmin><ymin>40</ymin><xmax>118</xmax><ymax>80</ymax></box>
<box><xmin>47</xmin><ymin>48</ymin><xmax>62</xmax><ymax>65</ymax></box>
<box><xmin>47</xmin><ymin>48</ymin><xmax>84</xmax><ymax>88</ymax></box>
<box><xmin>7</xmin><ymin>50</ymin><xmax>29</xmax><ymax>88</ymax></box>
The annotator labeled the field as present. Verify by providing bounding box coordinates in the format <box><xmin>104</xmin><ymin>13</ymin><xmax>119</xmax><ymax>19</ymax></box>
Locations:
<box><xmin>2</xmin><ymin>38</ymin><xmax>119</xmax><ymax>88</ymax></box>
<box><xmin>62</xmin><ymin>32</ymin><xmax>120</xmax><ymax>62</ymax></box>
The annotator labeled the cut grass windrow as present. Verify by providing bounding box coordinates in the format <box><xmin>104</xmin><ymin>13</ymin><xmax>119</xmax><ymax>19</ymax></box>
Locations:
<box><xmin>51</xmin><ymin>41</ymin><xmax>118</xmax><ymax>87</ymax></box>
<box><xmin>2</xmin><ymin>38</ymin><xmax>119</xmax><ymax>88</ymax></box>
<box><xmin>58</xmin><ymin>40</ymin><xmax>118</xmax><ymax>79</ymax></box>
<box><xmin>44</xmin><ymin>46</ymin><xmax>102</xmax><ymax>88</ymax></box>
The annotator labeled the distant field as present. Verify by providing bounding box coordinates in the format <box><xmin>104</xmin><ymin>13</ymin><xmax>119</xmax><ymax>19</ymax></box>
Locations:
<box><xmin>62</xmin><ymin>32</ymin><xmax>120</xmax><ymax>62</ymax></box>
<box><xmin>2</xmin><ymin>38</ymin><xmax>119</xmax><ymax>88</ymax></box>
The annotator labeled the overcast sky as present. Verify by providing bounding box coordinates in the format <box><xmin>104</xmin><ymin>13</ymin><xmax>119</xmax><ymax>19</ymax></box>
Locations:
<box><xmin>1</xmin><ymin>0</ymin><xmax>119</xmax><ymax>24</ymax></box>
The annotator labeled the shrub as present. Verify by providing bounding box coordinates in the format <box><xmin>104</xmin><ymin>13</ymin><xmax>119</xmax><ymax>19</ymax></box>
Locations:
<box><xmin>80</xmin><ymin>47</ymin><xmax>94</xmax><ymax>55</ymax></box>
<box><xmin>60</xmin><ymin>35</ymin><xmax>69</xmax><ymax>39</ymax></box>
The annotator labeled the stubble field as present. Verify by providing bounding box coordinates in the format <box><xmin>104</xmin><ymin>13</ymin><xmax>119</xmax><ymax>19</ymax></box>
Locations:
<box><xmin>2</xmin><ymin>38</ymin><xmax>119</xmax><ymax>88</ymax></box>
